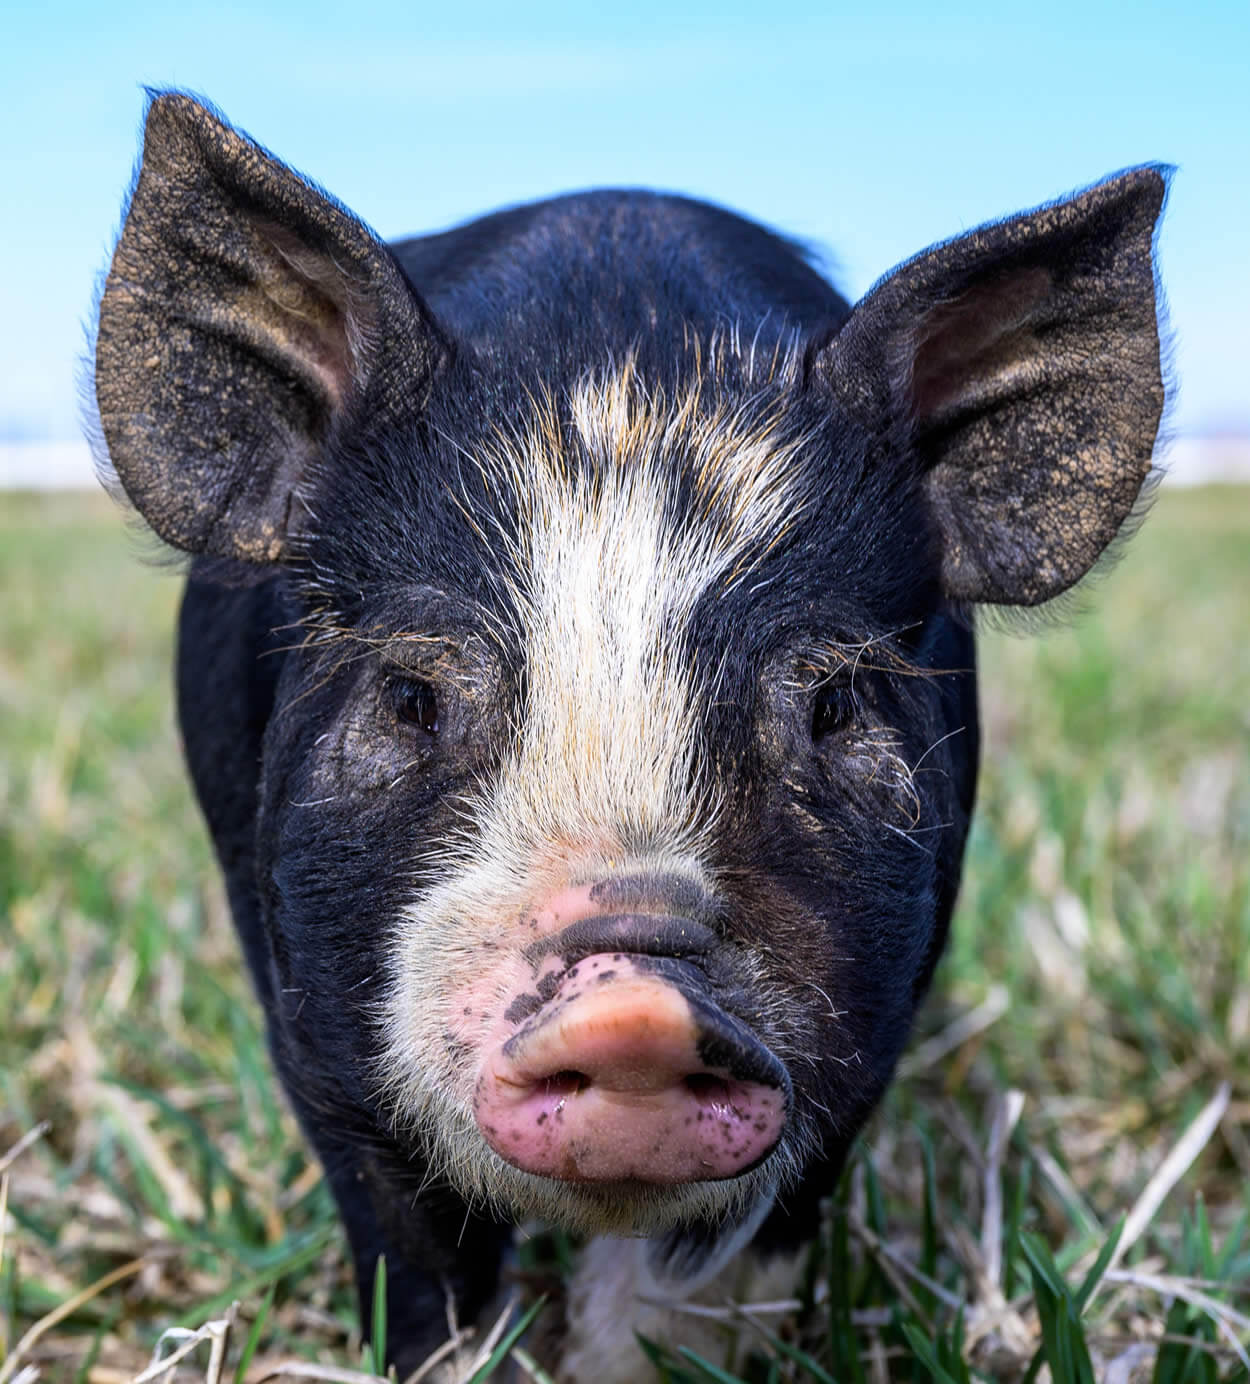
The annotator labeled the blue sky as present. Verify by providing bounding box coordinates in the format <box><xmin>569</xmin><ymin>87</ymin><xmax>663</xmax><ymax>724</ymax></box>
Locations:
<box><xmin>2</xmin><ymin>0</ymin><xmax>1246</xmax><ymax>441</ymax></box>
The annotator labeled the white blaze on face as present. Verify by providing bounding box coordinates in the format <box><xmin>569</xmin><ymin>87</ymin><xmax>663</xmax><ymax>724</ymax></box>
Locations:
<box><xmin>481</xmin><ymin>351</ymin><xmax>814</xmax><ymax>859</ymax></box>
<box><xmin>494</xmin><ymin>386</ymin><xmax>717</xmax><ymax>855</ymax></box>
<box><xmin>380</xmin><ymin>342</ymin><xmax>816</xmax><ymax>1227</ymax></box>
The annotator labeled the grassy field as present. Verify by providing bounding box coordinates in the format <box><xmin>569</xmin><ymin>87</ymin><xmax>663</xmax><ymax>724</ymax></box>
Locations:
<box><xmin>1</xmin><ymin>487</ymin><xmax>1248</xmax><ymax>1383</ymax></box>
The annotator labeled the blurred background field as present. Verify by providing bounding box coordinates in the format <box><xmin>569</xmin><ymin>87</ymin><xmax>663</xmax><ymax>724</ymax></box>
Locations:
<box><xmin>1</xmin><ymin>484</ymin><xmax>1248</xmax><ymax>1381</ymax></box>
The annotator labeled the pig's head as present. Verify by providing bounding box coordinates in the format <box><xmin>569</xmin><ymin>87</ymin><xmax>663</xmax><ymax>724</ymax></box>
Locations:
<box><xmin>95</xmin><ymin>95</ymin><xmax>1166</xmax><ymax>1242</ymax></box>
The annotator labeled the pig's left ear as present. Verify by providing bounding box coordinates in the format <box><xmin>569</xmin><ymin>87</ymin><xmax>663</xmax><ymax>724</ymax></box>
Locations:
<box><xmin>95</xmin><ymin>92</ymin><xmax>448</xmax><ymax>563</ymax></box>
<box><xmin>818</xmin><ymin>168</ymin><xmax>1168</xmax><ymax>605</ymax></box>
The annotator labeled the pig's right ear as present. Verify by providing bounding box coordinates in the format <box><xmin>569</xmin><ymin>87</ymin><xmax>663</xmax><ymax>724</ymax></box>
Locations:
<box><xmin>817</xmin><ymin>168</ymin><xmax>1167</xmax><ymax>606</ymax></box>
<box><xmin>95</xmin><ymin>92</ymin><xmax>447</xmax><ymax>563</ymax></box>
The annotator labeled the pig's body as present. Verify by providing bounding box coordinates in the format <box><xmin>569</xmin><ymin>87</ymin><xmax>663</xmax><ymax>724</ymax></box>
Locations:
<box><xmin>96</xmin><ymin>95</ymin><xmax>1166</xmax><ymax>1377</ymax></box>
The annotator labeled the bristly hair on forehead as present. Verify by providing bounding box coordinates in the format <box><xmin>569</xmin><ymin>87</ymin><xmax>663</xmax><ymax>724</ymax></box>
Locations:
<box><xmin>291</xmin><ymin>313</ymin><xmax>938</xmax><ymax>678</ymax></box>
<box><xmin>469</xmin><ymin>325</ymin><xmax>824</xmax><ymax>581</ymax></box>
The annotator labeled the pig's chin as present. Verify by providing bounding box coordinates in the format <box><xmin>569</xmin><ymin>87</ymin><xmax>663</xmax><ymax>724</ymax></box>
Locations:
<box><xmin>468</xmin><ymin>1134</ymin><xmax>790</xmax><ymax>1240</ymax></box>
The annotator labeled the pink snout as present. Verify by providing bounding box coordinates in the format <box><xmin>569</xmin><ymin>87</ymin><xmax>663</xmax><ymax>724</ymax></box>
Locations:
<box><xmin>474</xmin><ymin>954</ymin><xmax>788</xmax><ymax>1184</ymax></box>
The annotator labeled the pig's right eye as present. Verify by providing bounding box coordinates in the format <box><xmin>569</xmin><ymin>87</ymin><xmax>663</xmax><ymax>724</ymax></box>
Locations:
<box><xmin>391</xmin><ymin>679</ymin><xmax>440</xmax><ymax>735</ymax></box>
<box><xmin>811</xmin><ymin>682</ymin><xmax>855</xmax><ymax>742</ymax></box>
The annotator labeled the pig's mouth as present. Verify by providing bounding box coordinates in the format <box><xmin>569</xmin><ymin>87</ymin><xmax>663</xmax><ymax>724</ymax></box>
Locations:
<box><xmin>474</xmin><ymin>922</ymin><xmax>791</xmax><ymax>1187</ymax></box>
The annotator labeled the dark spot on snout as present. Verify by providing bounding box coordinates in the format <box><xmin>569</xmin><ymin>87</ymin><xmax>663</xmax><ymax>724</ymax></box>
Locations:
<box><xmin>694</xmin><ymin>1019</ymin><xmax>789</xmax><ymax>1093</ymax></box>
<box><xmin>642</xmin><ymin>977</ymin><xmax>791</xmax><ymax>1103</ymax></box>
<box><xmin>501</xmin><ymin>990</ymin><xmax>580</xmax><ymax>1058</ymax></box>
<box><xmin>588</xmin><ymin>874</ymin><xmax>715</xmax><ymax>918</ymax></box>
<box><xmin>504</xmin><ymin>992</ymin><xmax>543</xmax><ymax>1025</ymax></box>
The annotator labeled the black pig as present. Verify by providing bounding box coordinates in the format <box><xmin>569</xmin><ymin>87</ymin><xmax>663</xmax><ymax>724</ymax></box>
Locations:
<box><xmin>93</xmin><ymin>93</ymin><xmax>1166</xmax><ymax>1379</ymax></box>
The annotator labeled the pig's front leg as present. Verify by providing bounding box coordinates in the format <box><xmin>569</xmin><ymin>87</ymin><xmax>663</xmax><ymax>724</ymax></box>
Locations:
<box><xmin>283</xmin><ymin>1091</ymin><xmax>512</xmax><ymax>1373</ymax></box>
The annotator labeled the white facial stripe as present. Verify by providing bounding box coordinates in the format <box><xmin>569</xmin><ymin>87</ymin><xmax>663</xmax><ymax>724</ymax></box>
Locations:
<box><xmin>507</xmin><ymin>416</ymin><xmax>708</xmax><ymax>850</ymax></box>
<box><xmin>473</xmin><ymin>345</ymin><xmax>814</xmax><ymax>860</ymax></box>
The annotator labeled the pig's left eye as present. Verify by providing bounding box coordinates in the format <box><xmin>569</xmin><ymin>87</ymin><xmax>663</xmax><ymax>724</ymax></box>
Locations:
<box><xmin>392</xmin><ymin>678</ymin><xmax>440</xmax><ymax>735</ymax></box>
<box><xmin>811</xmin><ymin>683</ymin><xmax>855</xmax><ymax>742</ymax></box>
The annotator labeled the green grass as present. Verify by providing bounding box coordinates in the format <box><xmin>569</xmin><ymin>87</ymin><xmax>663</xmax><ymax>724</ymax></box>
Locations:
<box><xmin>2</xmin><ymin>487</ymin><xmax>1248</xmax><ymax>1381</ymax></box>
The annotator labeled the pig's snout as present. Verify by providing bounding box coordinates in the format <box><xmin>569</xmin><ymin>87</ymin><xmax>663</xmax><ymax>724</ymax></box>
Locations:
<box><xmin>475</xmin><ymin>950</ymin><xmax>789</xmax><ymax>1184</ymax></box>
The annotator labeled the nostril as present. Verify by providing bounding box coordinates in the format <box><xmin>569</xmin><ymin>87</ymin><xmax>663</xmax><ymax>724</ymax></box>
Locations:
<box><xmin>683</xmin><ymin>1073</ymin><xmax>732</xmax><ymax>1105</ymax></box>
<box><xmin>539</xmin><ymin>1070</ymin><xmax>589</xmax><ymax>1098</ymax></box>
